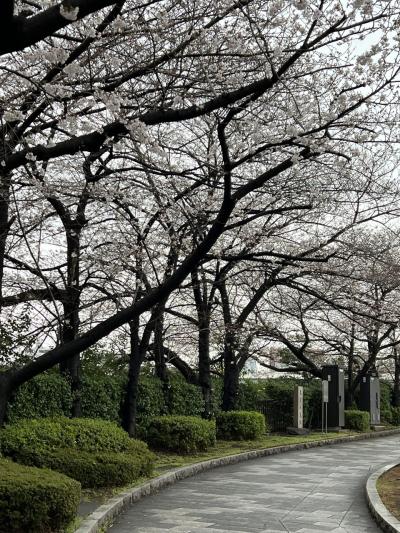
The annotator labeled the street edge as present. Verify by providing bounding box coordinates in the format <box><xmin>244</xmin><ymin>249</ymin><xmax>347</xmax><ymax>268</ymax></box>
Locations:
<box><xmin>366</xmin><ymin>461</ymin><xmax>400</xmax><ymax>533</ymax></box>
<box><xmin>76</xmin><ymin>428</ymin><xmax>400</xmax><ymax>533</ymax></box>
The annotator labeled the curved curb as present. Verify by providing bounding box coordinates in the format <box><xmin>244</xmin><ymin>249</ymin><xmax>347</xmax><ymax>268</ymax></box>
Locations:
<box><xmin>76</xmin><ymin>428</ymin><xmax>400</xmax><ymax>533</ymax></box>
<box><xmin>366</xmin><ymin>462</ymin><xmax>400</xmax><ymax>532</ymax></box>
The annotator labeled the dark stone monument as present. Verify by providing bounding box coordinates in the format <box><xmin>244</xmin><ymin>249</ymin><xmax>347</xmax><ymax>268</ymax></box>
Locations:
<box><xmin>359</xmin><ymin>373</ymin><xmax>381</xmax><ymax>425</ymax></box>
<box><xmin>322</xmin><ymin>365</ymin><xmax>345</xmax><ymax>429</ymax></box>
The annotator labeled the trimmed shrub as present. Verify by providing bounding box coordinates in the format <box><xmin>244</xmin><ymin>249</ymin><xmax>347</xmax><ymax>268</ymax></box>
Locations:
<box><xmin>0</xmin><ymin>458</ymin><xmax>80</xmax><ymax>533</ymax></box>
<box><xmin>391</xmin><ymin>406</ymin><xmax>400</xmax><ymax>426</ymax></box>
<box><xmin>146</xmin><ymin>415</ymin><xmax>216</xmax><ymax>453</ymax></box>
<box><xmin>0</xmin><ymin>417</ymin><xmax>140</xmax><ymax>454</ymax></box>
<box><xmin>9</xmin><ymin>447</ymin><xmax>153</xmax><ymax>489</ymax></box>
<box><xmin>344</xmin><ymin>410</ymin><xmax>370</xmax><ymax>432</ymax></box>
<box><xmin>216</xmin><ymin>411</ymin><xmax>266</xmax><ymax>440</ymax></box>
<box><xmin>0</xmin><ymin>418</ymin><xmax>155</xmax><ymax>488</ymax></box>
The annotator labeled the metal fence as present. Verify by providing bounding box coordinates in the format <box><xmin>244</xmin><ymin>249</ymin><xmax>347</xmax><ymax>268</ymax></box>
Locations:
<box><xmin>256</xmin><ymin>399</ymin><xmax>292</xmax><ymax>433</ymax></box>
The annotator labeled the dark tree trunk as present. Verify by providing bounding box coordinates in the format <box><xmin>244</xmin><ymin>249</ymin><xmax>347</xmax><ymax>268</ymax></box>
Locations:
<box><xmin>59</xmin><ymin>223</ymin><xmax>82</xmax><ymax>417</ymax></box>
<box><xmin>198</xmin><ymin>320</ymin><xmax>212</xmax><ymax>418</ymax></box>
<box><xmin>0</xmin><ymin>172</ymin><xmax>12</xmax><ymax>310</ymax></box>
<box><xmin>153</xmin><ymin>302</ymin><xmax>171</xmax><ymax>414</ymax></box>
<box><xmin>192</xmin><ymin>269</ymin><xmax>213</xmax><ymax>418</ymax></box>
<box><xmin>222</xmin><ymin>356</ymin><xmax>240</xmax><ymax>411</ymax></box>
<box><xmin>394</xmin><ymin>354</ymin><xmax>400</xmax><ymax>407</ymax></box>
<box><xmin>121</xmin><ymin>317</ymin><xmax>143</xmax><ymax>437</ymax></box>
<box><xmin>0</xmin><ymin>372</ymin><xmax>14</xmax><ymax>425</ymax></box>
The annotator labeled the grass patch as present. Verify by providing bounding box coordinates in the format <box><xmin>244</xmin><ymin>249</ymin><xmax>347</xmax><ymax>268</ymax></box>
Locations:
<box><xmin>377</xmin><ymin>464</ymin><xmax>400</xmax><ymax>521</ymax></box>
<box><xmin>154</xmin><ymin>432</ymin><xmax>352</xmax><ymax>470</ymax></box>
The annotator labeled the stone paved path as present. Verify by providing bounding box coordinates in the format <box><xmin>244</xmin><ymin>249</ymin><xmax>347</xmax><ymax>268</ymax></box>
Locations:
<box><xmin>108</xmin><ymin>435</ymin><xmax>400</xmax><ymax>533</ymax></box>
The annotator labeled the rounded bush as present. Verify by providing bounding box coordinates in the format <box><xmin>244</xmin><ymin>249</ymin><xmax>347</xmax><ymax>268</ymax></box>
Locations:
<box><xmin>0</xmin><ymin>458</ymin><xmax>80</xmax><ymax>533</ymax></box>
<box><xmin>10</xmin><ymin>447</ymin><xmax>153</xmax><ymax>489</ymax></box>
<box><xmin>0</xmin><ymin>417</ymin><xmax>140</xmax><ymax>454</ymax></box>
<box><xmin>344</xmin><ymin>410</ymin><xmax>370</xmax><ymax>432</ymax></box>
<box><xmin>146</xmin><ymin>415</ymin><xmax>216</xmax><ymax>453</ymax></box>
<box><xmin>216</xmin><ymin>411</ymin><xmax>266</xmax><ymax>440</ymax></box>
<box><xmin>0</xmin><ymin>418</ymin><xmax>155</xmax><ymax>488</ymax></box>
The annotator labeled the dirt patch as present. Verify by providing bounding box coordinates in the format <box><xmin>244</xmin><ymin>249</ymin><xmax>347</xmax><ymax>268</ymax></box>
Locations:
<box><xmin>377</xmin><ymin>465</ymin><xmax>400</xmax><ymax>521</ymax></box>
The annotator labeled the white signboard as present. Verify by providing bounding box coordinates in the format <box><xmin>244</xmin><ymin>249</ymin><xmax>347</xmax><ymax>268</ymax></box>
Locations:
<box><xmin>322</xmin><ymin>380</ymin><xmax>329</xmax><ymax>403</ymax></box>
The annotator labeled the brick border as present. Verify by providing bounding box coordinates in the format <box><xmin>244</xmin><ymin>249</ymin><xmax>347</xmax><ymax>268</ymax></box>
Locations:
<box><xmin>366</xmin><ymin>462</ymin><xmax>400</xmax><ymax>532</ymax></box>
<box><xmin>75</xmin><ymin>428</ymin><xmax>400</xmax><ymax>533</ymax></box>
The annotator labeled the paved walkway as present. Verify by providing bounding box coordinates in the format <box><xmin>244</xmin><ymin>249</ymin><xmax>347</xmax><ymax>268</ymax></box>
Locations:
<box><xmin>108</xmin><ymin>435</ymin><xmax>400</xmax><ymax>533</ymax></box>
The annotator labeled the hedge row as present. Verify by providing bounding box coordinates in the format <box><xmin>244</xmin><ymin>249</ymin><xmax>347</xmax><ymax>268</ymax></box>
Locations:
<box><xmin>0</xmin><ymin>458</ymin><xmax>80</xmax><ymax>533</ymax></box>
<box><xmin>0</xmin><ymin>418</ymin><xmax>155</xmax><ymax>488</ymax></box>
<box><xmin>6</xmin><ymin>371</ymin><xmax>396</xmax><ymax>429</ymax></box>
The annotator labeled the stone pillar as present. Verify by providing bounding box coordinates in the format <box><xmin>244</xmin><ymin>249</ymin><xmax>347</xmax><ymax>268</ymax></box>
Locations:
<box><xmin>293</xmin><ymin>385</ymin><xmax>303</xmax><ymax>429</ymax></box>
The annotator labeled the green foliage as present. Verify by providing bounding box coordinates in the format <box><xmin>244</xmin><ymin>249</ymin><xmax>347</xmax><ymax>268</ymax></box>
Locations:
<box><xmin>381</xmin><ymin>408</ymin><xmax>393</xmax><ymax>425</ymax></box>
<box><xmin>80</xmin><ymin>374</ymin><xmax>126</xmax><ymax>422</ymax></box>
<box><xmin>0</xmin><ymin>417</ymin><xmax>145</xmax><ymax>454</ymax></box>
<box><xmin>8</xmin><ymin>447</ymin><xmax>154</xmax><ymax>489</ymax></box>
<box><xmin>390</xmin><ymin>406</ymin><xmax>400</xmax><ymax>426</ymax></box>
<box><xmin>0</xmin><ymin>458</ymin><xmax>80</xmax><ymax>533</ymax></box>
<box><xmin>344</xmin><ymin>410</ymin><xmax>370</xmax><ymax>432</ymax></box>
<box><xmin>169</xmin><ymin>374</ymin><xmax>204</xmax><ymax>417</ymax></box>
<box><xmin>237</xmin><ymin>379</ymin><xmax>267</xmax><ymax>411</ymax></box>
<box><xmin>0</xmin><ymin>418</ymin><xmax>155</xmax><ymax>489</ymax></box>
<box><xmin>136</xmin><ymin>375</ymin><xmax>165</xmax><ymax>423</ymax></box>
<box><xmin>146</xmin><ymin>415</ymin><xmax>216</xmax><ymax>453</ymax></box>
<box><xmin>380</xmin><ymin>381</ymin><xmax>393</xmax><ymax>412</ymax></box>
<box><xmin>6</xmin><ymin>373</ymin><xmax>73</xmax><ymax>424</ymax></box>
<box><xmin>216</xmin><ymin>411</ymin><xmax>266</xmax><ymax>440</ymax></box>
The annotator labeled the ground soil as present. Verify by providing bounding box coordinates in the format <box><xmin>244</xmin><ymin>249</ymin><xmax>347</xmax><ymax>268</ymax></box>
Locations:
<box><xmin>377</xmin><ymin>465</ymin><xmax>400</xmax><ymax>521</ymax></box>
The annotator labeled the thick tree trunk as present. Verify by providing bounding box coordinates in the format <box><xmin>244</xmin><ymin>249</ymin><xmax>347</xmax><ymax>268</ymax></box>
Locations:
<box><xmin>153</xmin><ymin>302</ymin><xmax>171</xmax><ymax>414</ymax></box>
<box><xmin>59</xmin><ymin>226</ymin><xmax>82</xmax><ymax>417</ymax></box>
<box><xmin>0</xmin><ymin>172</ymin><xmax>12</xmax><ymax>309</ymax></box>
<box><xmin>121</xmin><ymin>318</ymin><xmax>143</xmax><ymax>437</ymax></box>
<box><xmin>198</xmin><ymin>321</ymin><xmax>212</xmax><ymax>418</ymax></box>
<box><xmin>222</xmin><ymin>359</ymin><xmax>240</xmax><ymax>411</ymax></box>
<box><xmin>0</xmin><ymin>372</ymin><xmax>13</xmax><ymax>426</ymax></box>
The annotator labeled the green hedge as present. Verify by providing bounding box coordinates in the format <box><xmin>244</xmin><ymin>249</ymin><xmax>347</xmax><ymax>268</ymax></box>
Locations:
<box><xmin>6</xmin><ymin>373</ymin><xmax>73</xmax><ymax>424</ymax></box>
<box><xmin>216</xmin><ymin>411</ymin><xmax>266</xmax><ymax>440</ymax></box>
<box><xmin>381</xmin><ymin>408</ymin><xmax>393</xmax><ymax>425</ymax></box>
<box><xmin>0</xmin><ymin>417</ymin><xmax>140</xmax><ymax>454</ymax></box>
<box><xmin>0</xmin><ymin>458</ymin><xmax>80</xmax><ymax>533</ymax></box>
<box><xmin>9</xmin><ymin>447</ymin><xmax>153</xmax><ymax>489</ymax></box>
<box><xmin>391</xmin><ymin>406</ymin><xmax>400</xmax><ymax>425</ymax></box>
<box><xmin>146</xmin><ymin>415</ymin><xmax>216</xmax><ymax>453</ymax></box>
<box><xmin>344</xmin><ymin>410</ymin><xmax>370</xmax><ymax>432</ymax></box>
<box><xmin>0</xmin><ymin>418</ymin><xmax>155</xmax><ymax>488</ymax></box>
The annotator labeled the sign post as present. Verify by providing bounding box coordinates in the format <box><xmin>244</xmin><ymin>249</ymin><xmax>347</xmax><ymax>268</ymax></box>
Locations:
<box><xmin>322</xmin><ymin>380</ymin><xmax>329</xmax><ymax>433</ymax></box>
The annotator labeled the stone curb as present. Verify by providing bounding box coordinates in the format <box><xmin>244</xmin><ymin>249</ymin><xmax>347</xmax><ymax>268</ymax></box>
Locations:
<box><xmin>366</xmin><ymin>462</ymin><xmax>400</xmax><ymax>532</ymax></box>
<box><xmin>75</xmin><ymin>428</ymin><xmax>400</xmax><ymax>533</ymax></box>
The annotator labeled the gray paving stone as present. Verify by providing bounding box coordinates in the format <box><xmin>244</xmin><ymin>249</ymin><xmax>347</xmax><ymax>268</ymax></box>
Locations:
<box><xmin>107</xmin><ymin>435</ymin><xmax>400</xmax><ymax>532</ymax></box>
